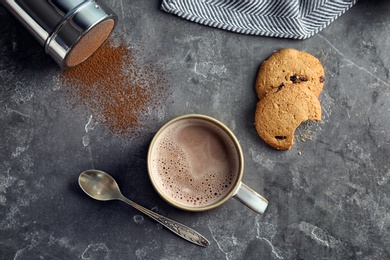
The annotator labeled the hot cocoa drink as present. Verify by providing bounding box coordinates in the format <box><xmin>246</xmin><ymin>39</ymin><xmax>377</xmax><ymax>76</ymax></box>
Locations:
<box><xmin>149</xmin><ymin>118</ymin><xmax>240</xmax><ymax>208</ymax></box>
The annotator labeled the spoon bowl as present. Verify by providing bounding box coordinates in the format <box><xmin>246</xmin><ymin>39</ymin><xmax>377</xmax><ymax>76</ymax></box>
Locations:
<box><xmin>78</xmin><ymin>169</ymin><xmax>210</xmax><ymax>247</ymax></box>
<box><xmin>79</xmin><ymin>170</ymin><xmax>122</xmax><ymax>201</ymax></box>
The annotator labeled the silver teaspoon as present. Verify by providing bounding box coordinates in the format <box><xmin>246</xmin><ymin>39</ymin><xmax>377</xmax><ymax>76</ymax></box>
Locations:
<box><xmin>78</xmin><ymin>169</ymin><xmax>210</xmax><ymax>247</ymax></box>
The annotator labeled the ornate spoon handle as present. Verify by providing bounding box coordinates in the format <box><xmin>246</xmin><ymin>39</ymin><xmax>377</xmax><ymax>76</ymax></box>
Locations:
<box><xmin>119</xmin><ymin>195</ymin><xmax>210</xmax><ymax>247</ymax></box>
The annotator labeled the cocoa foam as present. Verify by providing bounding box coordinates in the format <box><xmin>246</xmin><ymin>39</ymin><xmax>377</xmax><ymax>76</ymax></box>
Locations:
<box><xmin>150</xmin><ymin>119</ymin><xmax>240</xmax><ymax>207</ymax></box>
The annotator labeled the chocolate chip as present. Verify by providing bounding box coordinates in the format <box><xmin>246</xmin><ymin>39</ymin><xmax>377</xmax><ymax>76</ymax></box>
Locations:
<box><xmin>300</xmin><ymin>76</ymin><xmax>308</xmax><ymax>82</ymax></box>
<box><xmin>275</xmin><ymin>136</ymin><xmax>287</xmax><ymax>140</ymax></box>
<box><xmin>320</xmin><ymin>76</ymin><xmax>325</xmax><ymax>83</ymax></box>
<box><xmin>290</xmin><ymin>75</ymin><xmax>298</xmax><ymax>83</ymax></box>
<box><xmin>277</xmin><ymin>82</ymin><xmax>285</xmax><ymax>92</ymax></box>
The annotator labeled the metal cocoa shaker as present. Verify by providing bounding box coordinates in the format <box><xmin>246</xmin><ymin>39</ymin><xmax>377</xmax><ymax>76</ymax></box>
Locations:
<box><xmin>0</xmin><ymin>0</ymin><xmax>118</xmax><ymax>67</ymax></box>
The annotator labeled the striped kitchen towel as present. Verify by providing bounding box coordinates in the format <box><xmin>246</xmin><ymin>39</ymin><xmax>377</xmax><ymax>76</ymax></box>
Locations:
<box><xmin>161</xmin><ymin>0</ymin><xmax>358</xmax><ymax>39</ymax></box>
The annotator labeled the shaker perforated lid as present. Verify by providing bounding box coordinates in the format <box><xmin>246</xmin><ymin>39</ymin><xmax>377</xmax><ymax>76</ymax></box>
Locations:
<box><xmin>45</xmin><ymin>0</ymin><xmax>117</xmax><ymax>67</ymax></box>
<box><xmin>1</xmin><ymin>0</ymin><xmax>117</xmax><ymax>68</ymax></box>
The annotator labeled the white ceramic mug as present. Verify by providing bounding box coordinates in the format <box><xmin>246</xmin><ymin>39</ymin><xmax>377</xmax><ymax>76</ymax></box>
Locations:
<box><xmin>147</xmin><ymin>114</ymin><xmax>268</xmax><ymax>214</ymax></box>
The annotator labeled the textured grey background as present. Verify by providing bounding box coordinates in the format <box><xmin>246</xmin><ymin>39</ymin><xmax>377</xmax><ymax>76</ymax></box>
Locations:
<box><xmin>1</xmin><ymin>0</ymin><xmax>390</xmax><ymax>259</ymax></box>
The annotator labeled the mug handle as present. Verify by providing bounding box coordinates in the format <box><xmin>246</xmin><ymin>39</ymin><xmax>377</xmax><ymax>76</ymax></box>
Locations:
<box><xmin>233</xmin><ymin>182</ymin><xmax>268</xmax><ymax>214</ymax></box>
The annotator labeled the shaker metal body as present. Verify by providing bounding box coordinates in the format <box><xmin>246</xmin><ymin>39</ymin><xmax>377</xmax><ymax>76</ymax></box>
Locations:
<box><xmin>0</xmin><ymin>0</ymin><xmax>117</xmax><ymax>67</ymax></box>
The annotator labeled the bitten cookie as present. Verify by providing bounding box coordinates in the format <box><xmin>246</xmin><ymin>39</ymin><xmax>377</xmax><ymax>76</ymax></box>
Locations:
<box><xmin>254</xmin><ymin>83</ymin><xmax>322</xmax><ymax>150</ymax></box>
<box><xmin>255</xmin><ymin>48</ymin><xmax>325</xmax><ymax>99</ymax></box>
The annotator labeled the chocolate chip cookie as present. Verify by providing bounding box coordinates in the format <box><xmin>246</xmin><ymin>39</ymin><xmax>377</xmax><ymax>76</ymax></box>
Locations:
<box><xmin>254</xmin><ymin>83</ymin><xmax>322</xmax><ymax>150</ymax></box>
<box><xmin>255</xmin><ymin>48</ymin><xmax>325</xmax><ymax>99</ymax></box>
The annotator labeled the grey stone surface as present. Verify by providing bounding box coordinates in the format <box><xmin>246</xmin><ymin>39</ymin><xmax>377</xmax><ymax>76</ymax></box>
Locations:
<box><xmin>1</xmin><ymin>0</ymin><xmax>390</xmax><ymax>259</ymax></box>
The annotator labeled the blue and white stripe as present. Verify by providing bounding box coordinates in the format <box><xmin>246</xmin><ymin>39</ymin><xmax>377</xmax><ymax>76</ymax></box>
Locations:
<box><xmin>161</xmin><ymin>0</ymin><xmax>358</xmax><ymax>39</ymax></box>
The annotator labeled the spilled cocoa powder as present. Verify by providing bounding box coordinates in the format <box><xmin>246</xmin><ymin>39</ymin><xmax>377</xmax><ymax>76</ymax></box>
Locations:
<box><xmin>60</xmin><ymin>36</ymin><xmax>171</xmax><ymax>139</ymax></box>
